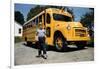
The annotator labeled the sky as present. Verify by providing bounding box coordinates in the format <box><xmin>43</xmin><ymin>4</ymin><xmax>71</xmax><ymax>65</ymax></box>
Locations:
<box><xmin>15</xmin><ymin>3</ymin><xmax>92</xmax><ymax>22</ymax></box>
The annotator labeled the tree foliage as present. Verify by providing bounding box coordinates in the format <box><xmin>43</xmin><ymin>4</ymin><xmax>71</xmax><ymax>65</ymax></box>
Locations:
<box><xmin>80</xmin><ymin>8</ymin><xmax>94</xmax><ymax>29</ymax></box>
<box><xmin>15</xmin><ymin>11</ymin><xmax>25</xmax><ymax>25</ymax></box>
<box><xmin>80</xmin><ymin>8</ymin><xmax>94</xmax><ymax>45</ymax></box>
<box><xmin>26</xmin><ymin>5</ymin><xmax>42</xmax><ymax>21</ymax></box>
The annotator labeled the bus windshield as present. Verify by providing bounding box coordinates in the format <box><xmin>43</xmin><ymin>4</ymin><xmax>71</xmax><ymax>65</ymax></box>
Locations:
<box><xmin>53</xmin><ymin>13</ymin><xmax>72</xmax><ymax>22</ymax></box>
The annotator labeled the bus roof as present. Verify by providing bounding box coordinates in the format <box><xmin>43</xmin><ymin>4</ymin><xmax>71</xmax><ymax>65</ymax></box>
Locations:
<box><xmin>23</xmin><ymin>8</ymin><xmax>72</xmax><ymax>26</ymax></box>
<box><xmin>46</xmin><ymin>8</ymin><xmax>72</xmax><ymax>17</ymax></box>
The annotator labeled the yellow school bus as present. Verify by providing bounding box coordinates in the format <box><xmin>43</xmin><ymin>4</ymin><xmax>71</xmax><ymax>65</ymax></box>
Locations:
<box><xmin>23</xmin><ymin>8</ymin><xmax>90</xmax><ymax>50</ymax></box>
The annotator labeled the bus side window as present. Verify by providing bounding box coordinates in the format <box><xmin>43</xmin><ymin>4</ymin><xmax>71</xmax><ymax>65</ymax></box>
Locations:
<box><xmin>32</xmin><ymin>19</ymin><xmax>36</xmax><ymax>26</ymax></box>
<box><xmin>24</xmin><ymin>26</ymin><xmax>25</xmax><ymax>30</ymax></box>
<box><xmin>30</xmin><ymin>24</ymin><xmax>32</xmax><ymax>27</ymax></box>
<box><xmin>36</xmin><ymin>17</ymin><xmax>38</xmax><ymax>25</ymax></box>
<box><xmin>43</xmin><ymin>13</ymin><xmax>45</xmax><ymax>25</ymax></box>
<box><xmin>27</xmin><ymin>25</ymin><xmax>29</xmax><ymax>28</ymax></box>
<box><xmin>26</xmin><ymin>24</ymin><xmax>28</xmax><ymax>28</ymax></box>
<box><xmin>46</xmin><ymin>13</ymin><xmax>50</xmax><ymax>24</ymax></box>
<box><xmin>33</xmin><ymin>20</ymin><xmax>35</xmax><ymax>24</ymax></box>
<box><xmin>39</xmin><ymin>15</ymin><xmax>42</xmax><ymax>24</ymax></box>
<box><xmin>46</xmin><ymin>27</ymin><xmax>51</xmax><ymax>37</ymax></box>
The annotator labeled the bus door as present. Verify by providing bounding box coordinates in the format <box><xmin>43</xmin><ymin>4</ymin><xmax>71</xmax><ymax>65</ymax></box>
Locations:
<box><xmin>45</xmin><ymin>13</ymin><xmax>51</xmax><ymax>45</ymax></box>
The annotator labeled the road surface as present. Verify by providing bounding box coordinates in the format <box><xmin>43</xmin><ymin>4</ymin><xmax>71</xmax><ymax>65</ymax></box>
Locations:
<box><xmin>14</xmin><ymin>42</ymin><xmax>94</xmax><ymax>65</ymax></box>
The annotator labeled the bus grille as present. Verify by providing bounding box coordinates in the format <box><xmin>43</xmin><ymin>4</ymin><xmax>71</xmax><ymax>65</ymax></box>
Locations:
<box><xmin>75</xmin><ymin>29</ymin><xmax>86</xmax><ymax>37</ymax></box>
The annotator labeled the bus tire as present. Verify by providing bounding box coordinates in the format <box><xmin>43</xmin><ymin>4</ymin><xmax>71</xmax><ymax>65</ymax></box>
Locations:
<box><xmin>27</xmin><ymin>41</ymin><xmax>32</xmax><ymax>46</ymax></box>
<box><xmin>54</xmin><ymin>34</ymin><xmax>67</xmax><ymax>51</ymax></box>
<box><xmin>25</xmin><ymin>37</ymin><xmax>27</xmax><ymax>41</ymax></box>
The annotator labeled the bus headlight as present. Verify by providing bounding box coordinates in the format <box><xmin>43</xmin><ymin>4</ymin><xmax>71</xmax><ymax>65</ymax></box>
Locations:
<box><xmin>67</xmin><ymin>26</ymin><xmax>71</xmax><ymax>30</ymax></box>
<box><xmin>87</xmin><ymin>34</ymin><xmax>90</xmax><ymax>37</ymax></box>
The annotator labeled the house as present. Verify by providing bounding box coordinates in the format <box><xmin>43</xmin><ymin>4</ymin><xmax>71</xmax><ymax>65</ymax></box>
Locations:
<box><xmin>14</xmin><ymin>21</ymin><xmax>23</xmax><ymax>37</ymax></box>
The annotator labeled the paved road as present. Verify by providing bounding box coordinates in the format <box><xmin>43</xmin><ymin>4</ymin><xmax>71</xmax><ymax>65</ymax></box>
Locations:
<box><xmin>14</xmin><ymin>42</ymin><xmax>94</xmax><ymax>65</ymax></box>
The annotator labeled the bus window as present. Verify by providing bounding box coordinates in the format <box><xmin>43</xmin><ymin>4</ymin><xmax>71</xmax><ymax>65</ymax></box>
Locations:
<box><xmin>32</xmin><ymin>19</ymin><xmax>36</xmax><ymax>26</ymax></box>
<box><xmin>39</xmin><ymin>15</ymin><xmax>42</xmax><ymax>23</ymax></box>
<box><xmin>36</xmin><ymin>17</ymin><xmax>38</xmax><ymax>25</ymax></box>
<box><xmin>46</xmin><ymin>13</ymin><xmax>51</xmax><ymax>24</ymax></box>
<box><xmin>30</xmin><ymin>23</ymin><xmax>32</xmax><ymax>27</ymax></box>
<box><xmin>23</xmin><ymin>27</ymin><xmax>24</xmax><ymax>30</ymax></box>
<box><xmin>53</xmin><ymin>13</ymin><xmax>72</xmax><ymax>22</ymax></box>
<box><xmin>43</xmin><ymin>13</ymin><xmax>45</xmax><ymax>25</ymax></box>
<box><xmin>26</xmin><ymin>25</ymin><xmax>28</xmax><ymax>28</ymax></box>
<box><xmin>30</xmin><ymin>22</ymin><xmax>32</xmax><ymax>27</ymax></box>
<box><xmin>32</xmin><ymin>20</ymin><xmax>35</xmax><ymax>23</ymax></box>
<box><xmin>24</xmin><ymin>26</ymin><xmax>26</xmax><ymax>29</ymax></box>
<box><xmin>46</xmin><ymin>27</ymin><xmax>51</xmax><ymax>37</ymax></box>
<box><xmin>27</xmin><ymin>25</ymin><xmax>29</xmax><ymax>28</ymax></box>
<box><xmin>28</xmin><ymin>24</ymin><xmax>30</xmax><ymax>28</ymax></box>
<box><xmin>33</xmin><ymin>19</ymin><xmax>35</xmax><ymax>22</ymax></box>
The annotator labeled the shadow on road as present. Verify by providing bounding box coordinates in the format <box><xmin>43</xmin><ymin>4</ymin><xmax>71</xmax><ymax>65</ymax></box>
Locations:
<box><xmin>48</xmin><ymin>46</ymin><xmax>87</xmax><ymax>53</ymax></box>
<box><xmin>23</xmin><ymin>43</ymin><xmax>87</xmax><ymax>53</ymax></box>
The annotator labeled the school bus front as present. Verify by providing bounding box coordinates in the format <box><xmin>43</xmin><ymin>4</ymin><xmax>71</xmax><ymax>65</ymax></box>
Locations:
<box><xmin>46</xmin><ymin>8</ymin><xmax>90</xmax><ymax>50</ymax></box>
<box><xmin>54</xmin><ymin>21</ymin><xmax>90</xmax><ymax>41</ymax></box>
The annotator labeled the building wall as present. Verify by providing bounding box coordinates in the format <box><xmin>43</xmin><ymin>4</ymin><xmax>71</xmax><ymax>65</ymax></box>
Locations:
<box><xmin>14</xmin><ymin>22</ymin><xmax>23</xmax><ymax>37</ymax></box>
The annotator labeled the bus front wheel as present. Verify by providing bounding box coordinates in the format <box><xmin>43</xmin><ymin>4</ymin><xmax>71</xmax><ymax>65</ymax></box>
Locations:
<box><xmin>54</xmin><ymin>34</ymin><xmax>67</xmax><ymax>51</ymax></box>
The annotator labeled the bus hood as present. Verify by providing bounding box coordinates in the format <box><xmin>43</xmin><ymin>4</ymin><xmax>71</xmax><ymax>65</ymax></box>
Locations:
<box><xmin>55</xmin><ymin>21</ymin><xmax>83</xmax><ymax>29</ymax></box>
<box><xmin>66</xmin><ymin>22</ymin><xmax>83</xmax><ymax>28</ymax></box>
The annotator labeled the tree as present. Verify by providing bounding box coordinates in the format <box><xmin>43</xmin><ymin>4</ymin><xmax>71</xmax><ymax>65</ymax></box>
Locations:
<box><xmin>26</xmin><ymin>5</ymin><xmax>41</xmax><ymax>21</ymax></box>
<box><xmin>15</xmin><ymin>11</ymin><xmax>25</xmax><ymax>25</ymax></box>
<box><xmin>80</xmin><ymin>8</ymin><xmax>94</xmax><ymax>29</ymax></box>
<box><xmin>80</xmin><ymin>8</ymin><xmax>94</xmax><ymax>46</ymax></box>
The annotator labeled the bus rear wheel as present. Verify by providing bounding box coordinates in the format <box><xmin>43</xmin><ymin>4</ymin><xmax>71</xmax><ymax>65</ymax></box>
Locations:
<box><xmin>54</xmin><ymin>35</ymin><xmax>67</xmax><ymax>51</ymax></box>
<box><xmin>26</xmin><ymin>41</ymin><xmax>32</xmax><ymax>46</ymax></box>
<box><xmin>25</xmin><ymin>37</ymin><xmax>32</xmax><ymax>46</ymax></box>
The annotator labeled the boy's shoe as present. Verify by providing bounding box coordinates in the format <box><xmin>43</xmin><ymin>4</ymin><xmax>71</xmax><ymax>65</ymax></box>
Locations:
<box><xmin>42</xmin><ymin>54</ymin><xmax>47</xmax><ymax>59</ymax></box>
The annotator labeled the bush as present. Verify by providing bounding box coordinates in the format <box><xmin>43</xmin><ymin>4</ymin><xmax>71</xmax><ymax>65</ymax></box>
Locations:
<box><xmin>15</xmin><ymin>36</ymin><xmax>22</xmax><ymax>43</ymax></box>
<box><xmin>87</xmin><ymin>35</ymin><xmax>94</xmax><ymax>47</ymax></box>
<box><xmin>89</xmin><ymin>37</ymin><xmax>94</xmax><ymax>47</ymax></box>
